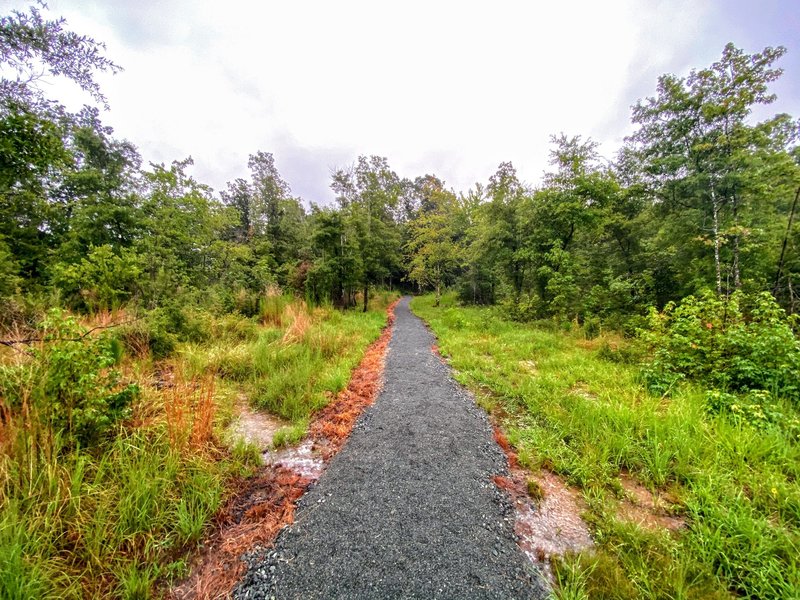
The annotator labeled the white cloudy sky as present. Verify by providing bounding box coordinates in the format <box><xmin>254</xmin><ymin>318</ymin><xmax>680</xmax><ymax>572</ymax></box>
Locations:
<box><xmin>22</xmin><ymin>0</ymin><xmax>800</xmax><ymax>203</ymax></box>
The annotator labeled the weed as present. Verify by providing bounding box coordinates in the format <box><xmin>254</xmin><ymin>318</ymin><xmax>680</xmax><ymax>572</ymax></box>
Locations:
<box><xmin>230</xmin><ymin>437</ymin><xmax>263</xmax><ymax>466</ymax></box>
<box><xmin>116</xmin><ymin>563</ymin><xmax>158</xmax><ymax>600</ymax></box>
<box><xmin>527</xmin><ymin>478</ymin><xmax>545</xmax><ymax>502</ymax></box>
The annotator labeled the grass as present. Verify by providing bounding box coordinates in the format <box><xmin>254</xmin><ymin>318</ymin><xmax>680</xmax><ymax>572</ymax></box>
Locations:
<box><xmin>411</xmin><ymin>292</ymin><xmax>800</xmax><ymax>600</ymax></box>
<box><xmin>0</xmin><ymin>291</ymin><xmax>396</xmax><ymax>598</ymax></box>
<box><xmin>0</xmin><ymin>426</ymin><xmax>238</xmax><ymax>599</ymax></box>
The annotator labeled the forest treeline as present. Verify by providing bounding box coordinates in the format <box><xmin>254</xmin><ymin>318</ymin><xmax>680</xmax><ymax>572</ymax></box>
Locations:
<box><xmin>2</xmin><ymin>7</ymin><xmax>799</xmax><ymax>331</ymax></box>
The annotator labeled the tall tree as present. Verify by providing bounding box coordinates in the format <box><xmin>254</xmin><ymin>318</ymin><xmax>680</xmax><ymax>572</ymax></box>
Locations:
<box><xmin>477</xmin><ymin>162</ymin><xmax>527</xmax><ymax>299</ymax></box>
<box><xmin>630</xmin><ymin>43</ymin><xmax>789</xmax><ymax>296</ymax></box>
<box><xmin>332</xmin><ymin>156</ymin><xmax>403</xmax><ymax>311</ymax></box>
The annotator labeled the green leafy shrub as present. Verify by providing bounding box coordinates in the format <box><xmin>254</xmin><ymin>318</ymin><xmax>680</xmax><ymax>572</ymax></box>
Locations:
<box><xmin>50</xmin><ymin>245</ymin><xmax>142</xmax><ymax>312</ymax></box>
<box><xmin>500</xmin><ymin>294</ymin><xmax>541</xmax><ymax>322</ymax></box>
<box><xmin>705</xmin><ymin>389</ymin><xmax>800</xmax><ymax>436</ymax></box>
<box><xmin>0</xmin><ymin>309</ymin><xmax>138</xmax><ymax>447</ymax></box>
<box><xmin>641</xmin><ymin>291</ymin><xmax>800</xmax><ymax>401</ymax></box>
<box><xmin>115</xmin><ymin>317</ymin><xmax>176</xmax><ymax>360</ymax></box>
<box><xmin>583</xmin><ymin>316</ymin><xmax>601</xmax><ymax>340</ymax></box>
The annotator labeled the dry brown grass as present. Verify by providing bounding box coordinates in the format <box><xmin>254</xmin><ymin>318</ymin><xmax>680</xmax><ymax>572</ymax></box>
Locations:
<box><xmin>165</xmin><ymin>371</ymin><xmax>217</xmax><ymax>453</ymax></box>
<box><xmin>280</xmin><ymin>302</ymin><xmax>312</xmax><ymax>345</ymax></box>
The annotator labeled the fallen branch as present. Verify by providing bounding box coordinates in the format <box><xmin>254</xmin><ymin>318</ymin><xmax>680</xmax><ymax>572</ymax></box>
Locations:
<box><xmin>0</xmin><ymin>316</ymin><xmax>143</xmax><ymax>348</ymax></box>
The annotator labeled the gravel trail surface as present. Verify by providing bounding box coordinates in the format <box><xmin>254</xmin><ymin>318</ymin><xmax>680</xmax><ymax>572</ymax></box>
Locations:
<box><xmin>236</xmin><ymin>297</ymin><xmax>547</xmax><ymax>599</ymax></box>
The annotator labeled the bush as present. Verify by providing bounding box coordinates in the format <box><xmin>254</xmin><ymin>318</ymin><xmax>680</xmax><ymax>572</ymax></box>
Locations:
<box><xmin>0</xmin><ymin>309</ymin><xmax>138</xmax><ymax>447</ymax></box>
<box><xmin>115</xmin><ymin>317</ymin><xmax>176</xmax><ymax>360</ymax></box>
<box><xmin>583</xmin><ymin>316</ymin><xmax>601</xmax><ymax>340</ymax></box>
<box><xmin>500</xmin><ymin>294</ymin><xmax>541</xmax><ymax>322</ymax></box>
<box><xmin>640</xmin><ymin>291</ymin><xmax>800</xmax><ymax>402</ymax></box>
<box><xmin>49</xmin><ymin>245</ymin><xmax>142</xmax><ymax>312</ymax></box>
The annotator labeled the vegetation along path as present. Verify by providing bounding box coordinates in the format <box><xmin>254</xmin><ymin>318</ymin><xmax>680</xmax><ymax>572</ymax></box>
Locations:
<box><xmin>235</xmin><ymin>297</ymin><xmax>548</xmax><ymax>599</ymax></box>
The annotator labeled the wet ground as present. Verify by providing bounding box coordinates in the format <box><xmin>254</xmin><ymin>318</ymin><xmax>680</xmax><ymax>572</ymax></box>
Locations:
<box><xmin>230</xmin><ymin>397</ymin><xmax>287</xmax><ymax>451</ymax></box>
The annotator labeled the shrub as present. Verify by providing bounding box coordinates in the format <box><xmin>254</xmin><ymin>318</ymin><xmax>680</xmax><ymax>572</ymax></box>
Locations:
<box><xmin>114</xmin><ymin>317</ymin><xmax>176</xmax><ymax>360</ymax></box>
<box><xmin>583</xmin><ymin>316</ymin><xmax>601</xmax><ymax>340</ymax></box>
<box><xmin>49</xmin><ymin>245</ymin><xmax>142</xmax><ymax>312</ymax></box>
<box><xmin>0</xmin><ymin>309</ymin><xmax>138</xmax><ymax>448</ymax></box>
<box><xmin>500</xmin><ymin>294</ymin><xmax>541</xmax><ymax>322</ymax></box>
<box><xmin>640</xmin><ymin>291</ymin><xmax>800</xmax><ymax>402</ymax></box>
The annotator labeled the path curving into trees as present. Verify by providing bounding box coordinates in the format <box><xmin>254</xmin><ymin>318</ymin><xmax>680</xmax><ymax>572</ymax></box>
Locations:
<box><xmin>235</xmin><ymin>297</ymin><xmax>547</xmax><ymax>599</ymax></box>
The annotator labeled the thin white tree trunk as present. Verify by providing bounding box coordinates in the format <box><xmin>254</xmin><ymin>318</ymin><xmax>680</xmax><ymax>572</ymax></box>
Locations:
<box><xmin>711</xmin><ymin>185</ymin><xmax>723</xmax><ymax>296</ymax></box>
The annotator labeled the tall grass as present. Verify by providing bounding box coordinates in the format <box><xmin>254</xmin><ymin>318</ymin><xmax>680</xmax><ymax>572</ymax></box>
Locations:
<box><xmin>180</xmin><ymin>295</ymin><xmax>391</xmax><ymax>423</ymax></box>
<box><xmin>412</xmin><ymin>293</ymin><xmax>800</xmax><ymax>599</ymax></box>
<box><xmin>0</xmin><ymin>292</ymin><xmax>396</xmax><ymax>597</ymax></box>
<box><xmin>0</xmin><ymin>420</ymin><xmax>231</xmax><ymax>598</ymax></box>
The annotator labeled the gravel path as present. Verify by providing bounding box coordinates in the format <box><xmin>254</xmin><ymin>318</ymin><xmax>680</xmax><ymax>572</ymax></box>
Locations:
<box><xmin>236</xmin><ymin>297</ymin><xmax>548</xmax><ymax>599</ymax></box>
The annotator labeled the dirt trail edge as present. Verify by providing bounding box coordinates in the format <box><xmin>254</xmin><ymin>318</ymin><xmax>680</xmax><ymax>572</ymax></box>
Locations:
<box><xmin>236</xmin><ymin>297</ymin><xmax>548</xmax><ymax>600</ymax></box>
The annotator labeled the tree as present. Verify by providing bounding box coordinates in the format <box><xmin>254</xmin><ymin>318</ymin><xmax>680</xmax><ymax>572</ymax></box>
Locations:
<box><xmin>0</xmin><ymin>3</ymin><xmax>127</xmax><ymax>290</ymax></box>
<box><xmin>0</xmin><ymin>2</ymin><xmax>120</xmax><ymax>110</ymax></box>
<box><xmin>476</xmin><ymin>162</ymin><xmax>527</xmax><ymax>299</ymax></box>
<box><xmin>332</xmin><ymin>156</ymin><xmax>403</xmax><ymax>311</ymax></box>
<box><xmin>306</xmin><ymin>206</ymin><xmax>362</xmax><ymax>306</ymax></box>
<box><xmin>406</xmin><ymin>187</ymin><xmax>462</xmax><ymax>305</ymax></box>
<box><xmin>630</xmin><ymin>43</ymin><xmax>790</xmax><ymax>296</ymax></box>
<box><xmin>135</xmin><ymin>159</ymin><xmax>226</xmax><ymax>305</ymax></box>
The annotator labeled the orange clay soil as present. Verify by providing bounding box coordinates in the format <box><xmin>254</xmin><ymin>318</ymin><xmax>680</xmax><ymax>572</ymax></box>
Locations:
<box><xmin>170</xmin><ymin>300</ymin><xmax>398</xmax><ymax>600</ymax></box>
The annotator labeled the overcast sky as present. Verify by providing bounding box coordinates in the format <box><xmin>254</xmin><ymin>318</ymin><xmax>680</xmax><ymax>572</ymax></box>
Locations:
<box><xmin>27</xmin><ymin>0</ymin><xmax>800</xmax><ymax>203</ymax></box>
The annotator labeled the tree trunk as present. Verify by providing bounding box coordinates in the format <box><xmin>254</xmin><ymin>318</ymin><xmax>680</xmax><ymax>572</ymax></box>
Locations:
<box><xmin>363</xmin><ymin>284</ymin><xmax>369</xmax><ymax>313</ymax></box>
<box><xmin>774</xmin><ymin>185</ymin><xmax>800</xmax><ymax>296</ymax></box>
<box><xmin>711</xmin><ymin>186</ymin><xmax>723</xmax><ymax>296</ymax></box>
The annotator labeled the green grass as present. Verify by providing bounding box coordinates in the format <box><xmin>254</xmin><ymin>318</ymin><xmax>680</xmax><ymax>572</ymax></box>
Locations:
<box><xmin>181</xmin><ymin>300</ymin><xmax>390</xmax><ymax>423</ymax></box>
<box><xmin>249</xmin><ymin>308</ymin><xmax>386</xmax><ymax>421</ymax></box>
<box><xmin>272</xmin><ymin>421</ymin><xmax>308</xmax><ymax>448</ymax></box>
<box><xmin>0</xmin><ymin>427</ymin><xmax>242</xmax><ymax>599</ymax></box>
<box><xmin>411</xmin><ymin>293</ymin><xmax>800</xmax><ymax>599</ymax></box>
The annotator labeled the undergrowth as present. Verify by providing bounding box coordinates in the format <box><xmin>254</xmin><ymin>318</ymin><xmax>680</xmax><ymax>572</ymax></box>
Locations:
<box><xmin>411</xmin><ymin>292</ymin><xmax>800</xmax><ymax>600</ymax></box>
<box><xmin>0</xmin><ymin>291</ymin><xmax>395</xmax><ymax>598</ymax></box>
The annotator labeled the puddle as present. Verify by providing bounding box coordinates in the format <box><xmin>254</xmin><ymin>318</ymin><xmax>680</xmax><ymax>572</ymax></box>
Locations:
<box><xmin>230</xmin><ymin>398</ymin><xmax>287</xmax><ymax>451</ymax></box>
<box><xmin>264</xmin><ymin>439</ymin><xmax>326</xmax><ymax>481</ymax></box>
<box><xmin>491</xmin><ymin>428</ymin><xmax>594</xmax><ymax>579</ymax></box>
<box><xmin>514</xmin><ymin>470</ymin><xmax>594</xmax><ymax>563</ymax></box>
